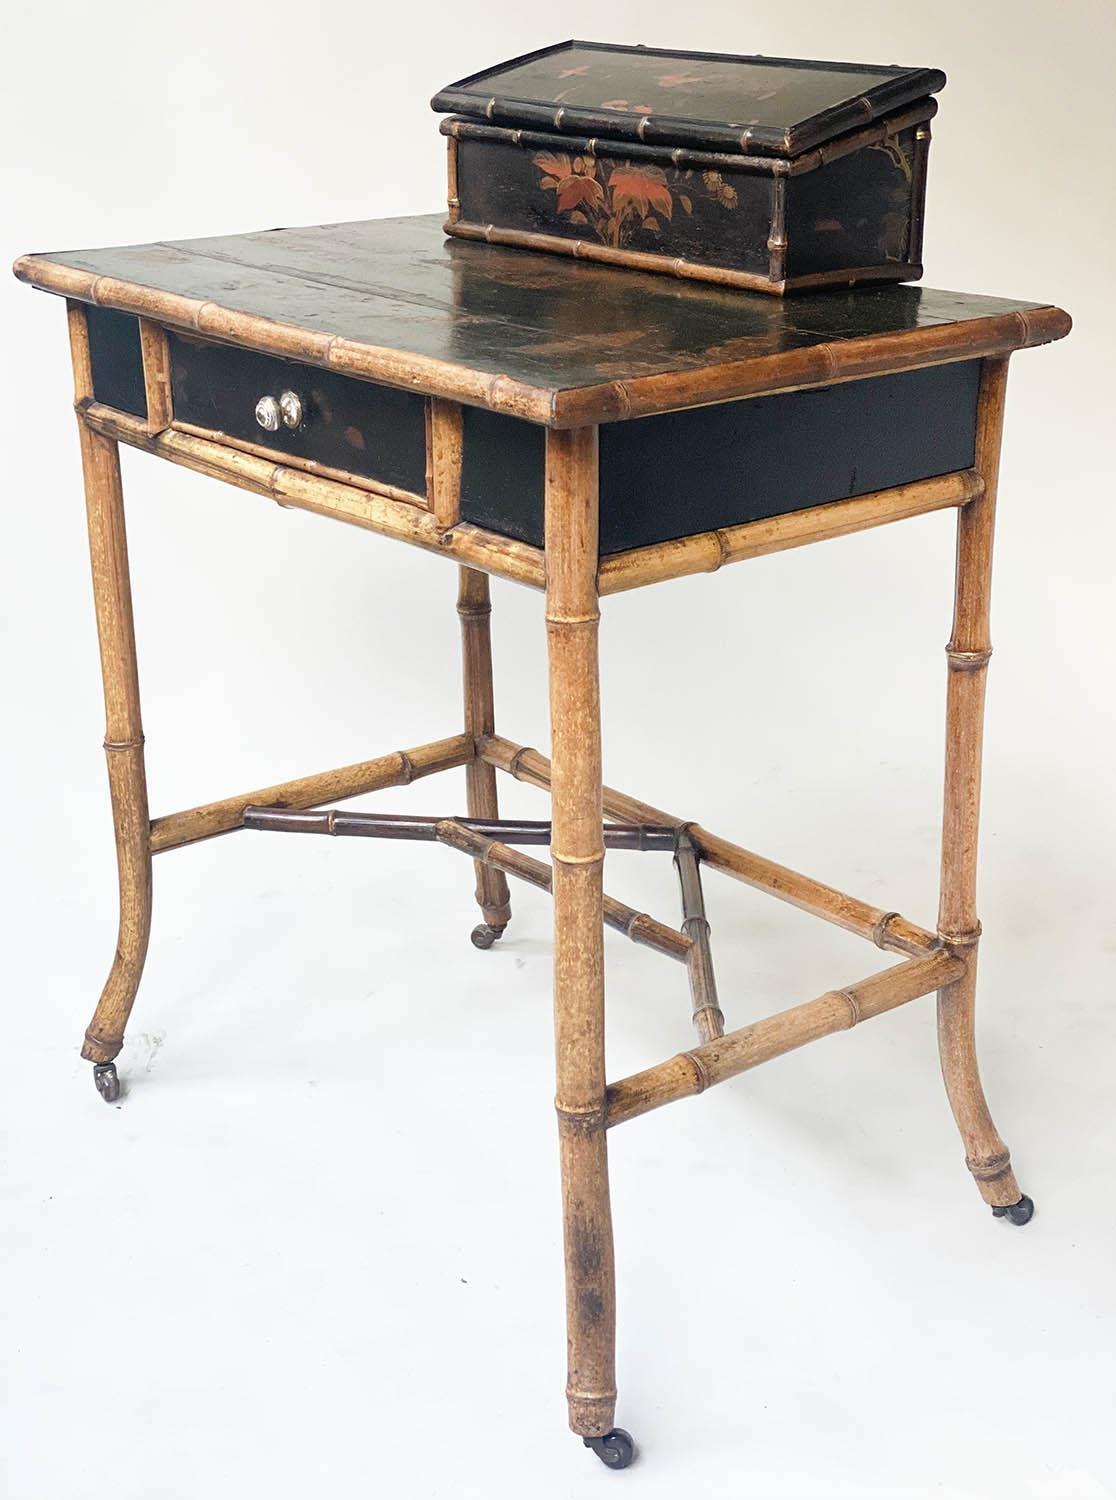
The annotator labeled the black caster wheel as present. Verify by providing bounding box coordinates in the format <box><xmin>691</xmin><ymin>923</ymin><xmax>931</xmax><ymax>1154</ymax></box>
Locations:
<box><xmin>992</xmin><ymin>1194</ymin><xmax>1035</xmax><ymax>1226</ymax></box>
<box><xmin>92</xmin><ymin>1062</ymin><xmax>120</xmax><ymax>1103</ymax></box>
<box><xmin>470</xmin><ymin>923</ymin><xmax>506</xmax><ymax>950</ymax></box>
<box><xmin>583</xmin><ymin>1429</ymin><xmax>636</xmax><ymax>1470</ymax></box>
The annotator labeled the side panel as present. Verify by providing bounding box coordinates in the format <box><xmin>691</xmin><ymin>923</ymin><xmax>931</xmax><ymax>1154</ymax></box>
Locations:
<box><xmin>86</xmin><ymin>306</ymin><xmax>147</xmax><ymax>419</ymax></box>
<box><xmin>785</xmin><ymin>125</ymin><xmax>920</xmax><ymax>280</ymax></box>
<box><xmin>460</xmin><ymin>405</ymin><xmax>546</xmax><ymax>545</ymax></box>
<box><xmin>459</xmin><ymin>362</ymin><xmax>983</xmax><ymax>555</ymax></box>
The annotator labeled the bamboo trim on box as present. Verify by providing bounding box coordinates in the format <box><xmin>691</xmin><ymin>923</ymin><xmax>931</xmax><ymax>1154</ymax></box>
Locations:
<box><xmin>440</xmin><ymin>100</ymin><xmax>937</xmax><ymax>179</ymax></box>
<box><xmin>908</xmin><ymin>122</ymin><xmax>932</xmax><ymax>267</ymax></box>
<box><xmin>78</xmin><ymin>401</ymin><xmax>547</xmax><ymax>590</ymax></box>
<box><xmin>598</xmin><ymin>470</ymin><xmax>983</xmax><ymax>593</ymax></box>
<box><xmin>15</xmin><ymin>256</ymin><xmax>1071</xmax><ymax>426</ymax></box>
<box><xmin>149</xmin><ymin>733</ymin><xmax>473</xmax><ymax>853</ymax></box>
<box><xmin>445</xmin><ymin>218</ymin><xmax>921</xmax><ymax>297</ymax></box>
<box><xmin>606</xmin><ymin>950</ymin><xmax>964</xmax><ymax>1127</ymax></box>
<box><xmin>478</xmin><ymin>734</ymin><xmax>939</xmax><ymax>958</ymax></box>
<box><xmin>446</xmin><ymin>134</ymin><xmax>461</xmax><ymax>223</ymax></box>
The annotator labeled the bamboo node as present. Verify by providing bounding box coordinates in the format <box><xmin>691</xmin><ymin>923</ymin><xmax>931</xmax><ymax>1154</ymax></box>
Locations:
<box><xmin>945</xmin><ymin>646</ymin><xmax>993</xmax><ymax>671</ymax></box>
<box><xmin>103</xmin><ymin>735</ymin><xmax>145</xmax><ymax>752</ymax></box>
<box><xmin>694</xmin><ymin>1004</ymin><xmax>726</xmax><ymax>1035</ymax></box>
<box><xmin>555</xmin><ymin>1101</ymin><xmax>607</xmax><ymax>1136</ymax></box>
<box><xmin>837</xmin><ymin>988</ymin><xmax>862</xmax><ymax>1029</ymax></box>
<box><xmin>551</xmin><ymin>850</ymin><xmax>606</xmax><ymax>868</ymax></box>
<box><xmin>565</xmin><ymin>1385</ymin><xmax>618</xmax><ymax>1404</ymax></box>
<box><xmin>818</xmin><ymin>343</ymin><xmax>840</xmax><ymax>377</ymax></box>
<box><xmin>680</xmin><ymin>1048</ymin><xmax>711</xmax><ymax>1095</ymax></box>
<box><xmin>505</xmin><ymin>744</ymin><xmax>537</xmax><ymax>781</ymax></box>
<box><xmin>605</xmin><ymin>380</ymin><xmax>632</xmax><ymax>420</ymax></box>
<box><xmin>546</xmin><ymin>611</ymin><xmax>600</xmax><ymax>627</ymax></box>
<box><xmin>938</xmin><ymin>923</ymin><xmax>982</xmax><ymax>949</ymax></box>
<box><xmin>871</xmin><ymin>912</ymin><xmax>902</xmax><ymax>949</ymax></box>
<box><xmin>965</xmin><ymin>1149</ymin><xmax>1012</xmax><ymax>1181</ymax></box>
<box><xmin>399</xmin><ymin>751</ymin><xmax>416</xmax><ymax>785</ymax></box>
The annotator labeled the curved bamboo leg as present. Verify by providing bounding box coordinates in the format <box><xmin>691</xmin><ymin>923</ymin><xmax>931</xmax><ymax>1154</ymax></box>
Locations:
<box><xmin>936</xmin><ymin>357</ymin><xmax>1029</xmax><ymax>1221</ymax></box>
<box><xmin>545</xmin><ymin>428</ymin><xmax>629</xmax><ymax>1466</ymax></box>
<box><xmin>457</xmin><ymin>566</ymin><xmax>511</xmax><ymax>948</ymax></box>
<box><xmin>70</xmin><ymin>305</ymin><xmax>152</xmax><ymax>1093</ymax></box>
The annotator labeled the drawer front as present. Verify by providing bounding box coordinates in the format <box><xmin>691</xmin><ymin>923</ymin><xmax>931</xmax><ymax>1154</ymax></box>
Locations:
<box><xmin>167</xmin><ymin>333</ymin><xmax>428</xmax><ymax>499</ymax></box>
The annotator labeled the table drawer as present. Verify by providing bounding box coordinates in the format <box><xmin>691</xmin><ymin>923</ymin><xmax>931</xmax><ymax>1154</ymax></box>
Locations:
<box><xmin>167</xmin><ymin>332</ymin><xmax>429</xmax><ymax>500</ymax></box>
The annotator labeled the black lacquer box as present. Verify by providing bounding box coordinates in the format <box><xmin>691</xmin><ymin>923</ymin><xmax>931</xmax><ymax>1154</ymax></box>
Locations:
<box><xmin>433</xmin><ymin>40</ymin><xmax>945</xmax><ymax>295</ymax></box>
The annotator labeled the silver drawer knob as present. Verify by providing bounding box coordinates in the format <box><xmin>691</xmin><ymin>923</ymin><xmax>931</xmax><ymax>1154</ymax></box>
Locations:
<box><xmin>278</xmin><ymin>390</ymin><xmax>303</xmax><ymax>429</ymax></box>
<box><xmin>254</xmin><ymin>395</ymin><xmax>281</xmax><ymax>432</ymax></box>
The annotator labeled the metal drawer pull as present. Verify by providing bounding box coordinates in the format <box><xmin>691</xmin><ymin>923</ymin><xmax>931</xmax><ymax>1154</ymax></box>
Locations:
<box><xmin>278</xmin><ymin>390</ymin><xmax>303</xmax><ymax>429</ymax></box>
<box><xmin>254</xmin><ymin>391</ymin><xmax>304</xmax><ymax>432</ymax></box>
<box><xmin>254</xmin><ymin>395</ymin><xmax>281</xmax><ymax>432</ymax></box>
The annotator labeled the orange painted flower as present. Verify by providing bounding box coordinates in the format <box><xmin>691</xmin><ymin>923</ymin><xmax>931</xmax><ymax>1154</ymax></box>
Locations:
<box><xmin>607</xmin><ymin>165</ymin><xmax>673</xmax><ymax>221</ymax></box>
<box><xmin>533</xmin><ymin>151</ymin><xmax>572</xmax><ymax>181</ymax></box>
<box><xmin>555</xmin><ymin>174</ymin><xmax>606</xmax><ymax>213</ymax></box>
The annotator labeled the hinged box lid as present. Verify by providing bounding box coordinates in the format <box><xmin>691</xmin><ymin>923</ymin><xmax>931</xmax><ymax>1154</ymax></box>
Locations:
<box><xmin>431</xmin><ymin>40</ymin><xmax>945</xmax><ymax>159</ymax></box>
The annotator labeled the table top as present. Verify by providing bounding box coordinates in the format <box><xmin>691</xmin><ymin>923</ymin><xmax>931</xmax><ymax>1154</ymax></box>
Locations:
<box><xmin>14</xmin><ymin>213</ymin><xmax>1070</xmax><ymax>427</ymax></box>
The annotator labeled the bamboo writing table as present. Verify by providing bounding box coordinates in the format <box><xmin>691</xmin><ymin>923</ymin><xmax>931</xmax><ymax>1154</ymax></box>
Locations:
<box><xmin>14</xmin><ymin>215</ymin><xmax>1070</xmax><ymax>1469</ymax></box>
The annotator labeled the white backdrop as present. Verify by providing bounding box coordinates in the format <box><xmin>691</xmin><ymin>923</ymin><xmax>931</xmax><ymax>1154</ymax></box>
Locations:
<box><xmin>2</xmin><ymin>4</ymin><xmax>1114</xmax><ymax>1498</ymax></box>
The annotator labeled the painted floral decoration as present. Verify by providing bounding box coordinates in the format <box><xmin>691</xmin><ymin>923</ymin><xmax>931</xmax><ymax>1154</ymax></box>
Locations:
<box><xmin>533</xmin><ymin>151</ymin><xmax>734</xmax><ymax>249</ymax></box>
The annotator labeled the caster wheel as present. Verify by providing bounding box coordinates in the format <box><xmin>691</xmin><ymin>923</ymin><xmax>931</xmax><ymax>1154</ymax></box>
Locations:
<box><xmin>583</xmin><ymin>1429</ymin><xmax>636</xmax><ymax>1470</ymax></box>
<box><xmin>992</xmin><ymin>1194</ymin><xmax>1035</xmax><ymax>1226</ymax></box>
<box><xmin>92</xmin><ymin>1062</ymin><xmax>120</xmax><ymax>1103</ymax></box>
<box><xmin>470</xmin><ymin>923</ymin><xmax>506</xmax><ymax>950</ymax></box>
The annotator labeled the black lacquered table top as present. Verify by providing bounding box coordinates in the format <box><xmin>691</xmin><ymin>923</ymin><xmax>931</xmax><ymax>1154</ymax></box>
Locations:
<box><xmin>15</xmin><ymin>213</ymin><xmax>1069</xmax><ymax>425</ymax></box>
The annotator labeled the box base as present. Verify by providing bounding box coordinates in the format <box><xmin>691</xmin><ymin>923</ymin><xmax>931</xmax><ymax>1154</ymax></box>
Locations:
<box><xmin>444</xmin><ymin>219</ymin><xmax>922</xmax><ymax>297</ymax></box>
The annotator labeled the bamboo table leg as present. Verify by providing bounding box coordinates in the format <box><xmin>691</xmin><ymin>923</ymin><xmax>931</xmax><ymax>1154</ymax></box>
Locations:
<box><xmin>457</xmin><ymin>566</ymin><xmax>512</xmax><ymax>948</ymax></box>
<box><xmin>545</xmin><ymin>427</ymin><xmax>632</xmax><ymax>1469</ymax></box>
<box><xmin>936</xmin><ymin>356</ymin><xmax>1030</xmax><ymax>1224</ymax></box>
<box><xmin>68</xmin><ymin>303</ymin><xmax>153</xmax><ymax>1102</ymax></box>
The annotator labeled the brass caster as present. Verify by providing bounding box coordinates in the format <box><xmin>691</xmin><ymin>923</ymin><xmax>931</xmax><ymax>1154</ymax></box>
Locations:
<box><xmin>470</xmin><ymin>923</ymin><xmax>506</xmax><ymax>950</ymax></box>
<box><xmin>92</xmin><ymin>1061</ymin><xmax>120</xmax><ymax>1103</ymax></box>
<box><xmin>992</xmin><ymin>1195</ymin><xmax>1034</xmax><ymax>1226</ymax></box>
<box><xmin>583</xmin><ymin>1429</ymin><xmax>636</xmax><ymax>1470</ymax></box>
